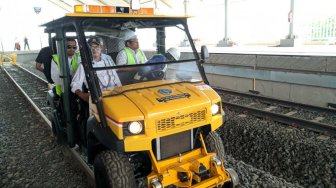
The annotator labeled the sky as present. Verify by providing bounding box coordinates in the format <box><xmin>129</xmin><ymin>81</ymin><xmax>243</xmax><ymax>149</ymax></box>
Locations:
<box><xmin>0</xmin><ymin>0</ymin><xmax>66</xmax><ymax>51</ymax></box>
<box><xmin>0</xmin><ymin>0</ymin><xmax>336</xmax><ymax>51</ymax></box>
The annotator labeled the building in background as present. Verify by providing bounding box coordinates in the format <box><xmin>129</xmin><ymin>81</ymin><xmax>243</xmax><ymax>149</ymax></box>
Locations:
<box><xmin>305</xmin><ymin>16</ymin><xmax>336</xmax><ymax>44</ymax></box>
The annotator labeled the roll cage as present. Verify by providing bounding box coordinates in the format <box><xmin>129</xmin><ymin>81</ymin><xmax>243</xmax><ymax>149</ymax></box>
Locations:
<box><xmin>43</xmin><ymin>14</ymin><xmax>209</xmax><ymax>138</ymax></box>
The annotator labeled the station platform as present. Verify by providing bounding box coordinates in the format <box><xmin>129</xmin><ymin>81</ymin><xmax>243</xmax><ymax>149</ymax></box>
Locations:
<box><xmin>199</xmin><ymin>46</ymin><xmax>336</xmax><ymax>107</ymax></box>
<box><xmin>206</xmin><ymin>45</ymin><xmax>336</xmax><ymax>56</ymax></box>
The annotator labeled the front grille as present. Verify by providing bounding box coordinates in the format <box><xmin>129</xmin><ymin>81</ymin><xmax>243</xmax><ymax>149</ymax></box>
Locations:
<box><xmin>154</xmin><ymin>130</ymin><xmax>192</xmax><ymax>160</ymax></box>
<box><xmin>156</xmin><ymin>109</ymin><xmax>206</xmax><ymax>132</ymax></box>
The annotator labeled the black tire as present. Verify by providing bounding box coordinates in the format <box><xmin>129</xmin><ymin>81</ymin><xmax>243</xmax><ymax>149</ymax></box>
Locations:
<box><xmin>51</xmin><ymin>119</ymin><xmax>57</xmax><ymax>136</ymax></box>
<box><xmin>205</xmin><ymin>131</ymin><xmax>225</xmax><ymax>162</ymax></box>
<box><xmin>94</xmin><ymin>150</ymin><xmax>136</xmax><ymax>188</ymax></box>
<box><xmin>52</xmin><ymin>119</ymin><xmax>67</xmax><ymax>145</ymax></box>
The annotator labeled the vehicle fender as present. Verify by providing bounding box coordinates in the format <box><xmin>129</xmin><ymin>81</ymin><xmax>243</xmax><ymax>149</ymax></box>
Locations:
<box><xmin>86</xmin><ymin>116</ymin><xmax>125</xmax><ymax>163</ymax></box>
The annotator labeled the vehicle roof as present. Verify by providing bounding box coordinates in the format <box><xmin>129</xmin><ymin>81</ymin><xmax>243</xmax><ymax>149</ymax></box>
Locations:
<box><xmin>42</xmin><ymin>13</ymin><xmax>191</xmax><ymax>30</ymax></box>
<box><xmin>66</xmin><ymin>12</ymin><xmax>191</xmax><ymax>19</ymax></box>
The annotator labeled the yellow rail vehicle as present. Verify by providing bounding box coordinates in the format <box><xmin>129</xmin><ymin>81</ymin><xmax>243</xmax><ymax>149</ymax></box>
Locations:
<box><xmin>45</xmin><ymin>3</ymin><xmax>239</xmax><ymax>188</ymax></box>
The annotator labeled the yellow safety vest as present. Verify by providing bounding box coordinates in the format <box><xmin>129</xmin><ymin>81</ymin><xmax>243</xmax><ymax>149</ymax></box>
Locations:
<box><xmin>52</xmin><ymin>52</ymin><xmax>79</xmax><ymax>96</ymax></box>
<box><xmin>124</xmin><ymin>47</ymin><xmax>145</xmax><ymax>65</ymax></box>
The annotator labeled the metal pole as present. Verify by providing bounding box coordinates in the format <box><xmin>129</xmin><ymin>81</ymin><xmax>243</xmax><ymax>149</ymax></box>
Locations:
<box><xmin>184</xmin><ymin>0</ymin><xmax>189</xmax><ymax>16</ymax></box>
<box><xmin>180</xmin><ymin>0</ymin><xmax>189</xmax><ymax>47</ymax></box>
<box><xmin>217</xmin><ymin>0</ymin><xmax>230</xmax><ymax>47</ymax></box>
<box><xmin>0</xmin><ymin>6</ymin><xmax>3</xmax><ymax>54</ymax></box>
<box><xmin>224</xmin><ymin>0</ymin><xmax>228</xmax><ymax>41</ymax></box>
<box><xmin>34</xmin><ymin>6</ymin><xmax>42</xmax><ymax>48</ymax></box>
<box><xmin>288</xmin><ymin>0</ymin><xmax>295</xmax><ymax>39</ymax></box>
<box><xmin>280</xmin><ymin>0</ymin><xmax>295</xmax><ymax>46</ymax></box>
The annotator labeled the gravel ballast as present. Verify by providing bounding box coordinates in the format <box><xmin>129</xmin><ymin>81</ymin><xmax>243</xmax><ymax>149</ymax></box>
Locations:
<box><xmin>0</xmin><ymin>70</ymin><xmax>90</xmax><ymax>188</ymax></box>
<box><xmin>220</xmin><ymin>108</ymin><xmax>336</xmax><ymax>187</ymax></box>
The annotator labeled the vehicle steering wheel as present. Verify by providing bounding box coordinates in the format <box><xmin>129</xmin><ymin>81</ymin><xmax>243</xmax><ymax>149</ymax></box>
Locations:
<box><xmin>139</xmin><ymin>70</ymin><xmax>165</xmax><ymax>81</ymax></box>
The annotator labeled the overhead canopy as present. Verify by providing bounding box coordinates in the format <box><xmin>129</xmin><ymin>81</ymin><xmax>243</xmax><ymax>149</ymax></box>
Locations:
<box><xmin>47</xmin><ymin>0</ymin><xmax>174</xmax><ymax>12</ymax></box>
<box><xmin>42</xmin><ymin>12</ymin><xmax>190</xmax><ymax>33</ymax></box>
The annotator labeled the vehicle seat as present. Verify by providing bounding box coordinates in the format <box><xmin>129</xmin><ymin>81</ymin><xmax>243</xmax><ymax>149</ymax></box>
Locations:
<box><xmin>106</xmin><ymin>37</ymin><xmax>124</xmax><ymax>63</ymax></box>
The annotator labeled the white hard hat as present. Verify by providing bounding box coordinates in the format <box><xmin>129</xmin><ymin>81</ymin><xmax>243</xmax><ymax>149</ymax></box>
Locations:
<box><xmin>166</xmin><ymin>47</ymin><xmax>180</xmax><ymax>61</ymax></box>
<box><xmin>121</xmin><ymin>30</ymin><xmax>137</xmax><ymax>41</ymax></box>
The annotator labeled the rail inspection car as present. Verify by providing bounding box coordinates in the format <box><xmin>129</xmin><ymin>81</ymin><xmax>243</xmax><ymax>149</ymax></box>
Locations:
<box><xmin>45</xmin><ymin>3</ymin><xmax>239</xmax><ymax>188</ymax></box>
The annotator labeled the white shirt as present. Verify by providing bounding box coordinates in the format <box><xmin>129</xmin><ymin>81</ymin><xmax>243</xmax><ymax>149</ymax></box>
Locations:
<box><xmin>71</xmin><ymin>54</ymin><xmax>122</xmax><ymax>93</ymax></box>
<box><xmin>51</xmin><ymin>55</ymin><xmax>80</xmax><ymax>85</ymax></box>
<box><xmin>116</xmin><ymin>48</ymin><xmax>147</xmax><ymax>65</ymax></box>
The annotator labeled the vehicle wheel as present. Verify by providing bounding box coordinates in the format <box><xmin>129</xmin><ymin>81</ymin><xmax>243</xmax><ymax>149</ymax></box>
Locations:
<box><xmin>226</xmin><ymin>168</ymin><xmax>239</xmax><ymax>187</ymax></box>
<box><xmin>52</xmin><ymin>119</ymin><xmax>67</xmax><ymax>144</ymax></box>
<box><xmin>94</xmin><ymin>150</ymin><xmax>136</xmax><ymax>188</ymax></box>
<box><xmin>51</xmin><ymin>119</ymin><xmax>57</xmax><ymax>136</ymax></box>
<box><xmin>205</xmin><ymin>131</ymin><xmax>225</xmax><ymax>163</ymax></box>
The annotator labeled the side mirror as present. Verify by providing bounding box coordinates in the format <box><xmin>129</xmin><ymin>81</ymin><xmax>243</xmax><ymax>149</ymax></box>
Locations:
<box><xmin>201</xmin><ymin>45</ymin><xmax>209</xmax><ymax>60</ymax></box>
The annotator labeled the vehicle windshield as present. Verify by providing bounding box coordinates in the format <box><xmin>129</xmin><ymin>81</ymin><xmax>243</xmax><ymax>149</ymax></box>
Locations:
<box><xmin>81</xmin><ymin>18</ymin><xmax>203</xmax><ymax>95</ymax></box>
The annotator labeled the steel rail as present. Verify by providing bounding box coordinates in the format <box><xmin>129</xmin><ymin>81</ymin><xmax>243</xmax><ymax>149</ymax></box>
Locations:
<box><xmin>3</xmin><ymin>67</ymin><xmax>51</xmax><ymax>125</ymax></box>
<box><xmin>2</xmin><ymin>64</ymin><xmax>95</xmax><ymax>186</ymax></box>
<box><xmin>215</xmin><ymin>87</ymin><xmax>336</xmax><ymax>114</ymax></box>
<box><xmin>223</xmin><ymin>101</ymin><xmax>336</xmax><ymax>136</ymax></box>
<box><xmin>16</xmin><ymin>64</ymin><xmax>49</xmax><ymax>84</ymax></box>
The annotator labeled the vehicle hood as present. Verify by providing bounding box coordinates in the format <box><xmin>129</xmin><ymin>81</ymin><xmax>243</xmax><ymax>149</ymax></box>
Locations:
<box><xmin>101</xmin><ymin>82</ymin><xmax>220</xmax><ymax>133</ymax></box>
<box><xmin>123</xmin><ymin>82</ymin><xmax>211</xmax><ymax>115</ymax></box>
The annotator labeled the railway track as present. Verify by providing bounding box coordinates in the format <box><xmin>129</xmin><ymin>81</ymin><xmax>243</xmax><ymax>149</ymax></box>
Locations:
<box><xmin>216</xmin><ymin>88</ymin><xmax>336</xmax><ymax>136</ymax></box>
<box><xmin>2</xmin><ymin>63</ymin><xmax>95</xmax><ymax>186</ymax></box>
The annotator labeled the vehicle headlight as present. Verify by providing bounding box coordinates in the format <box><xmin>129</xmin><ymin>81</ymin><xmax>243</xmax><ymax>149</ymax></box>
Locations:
<box><xmin>128</xmin><ymin>121</ymin><xmax>143</xmax><ymax>134</ymax></box>
<box><xmin>211</xmin><ymin>103</ymin><xmax>220</xmax><ymax>115</ymax></box>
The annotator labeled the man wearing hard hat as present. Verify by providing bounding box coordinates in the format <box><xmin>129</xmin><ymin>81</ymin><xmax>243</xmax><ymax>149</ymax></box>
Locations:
<box><xmin>116</xmin><ymin>30</ymin><xmax>147</xmax><ymax>65</ymax></box>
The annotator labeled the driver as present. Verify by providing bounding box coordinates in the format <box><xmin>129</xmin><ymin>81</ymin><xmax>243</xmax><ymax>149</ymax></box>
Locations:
<box><xmin>71</xmin><ymin>37</ymin><xmax>121</xmax><ymax>102</ymax></box>
<box><xmin>116</xmin><ymin>30</ymin><xmax>147</xmax><ymax>65</ymax></box>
